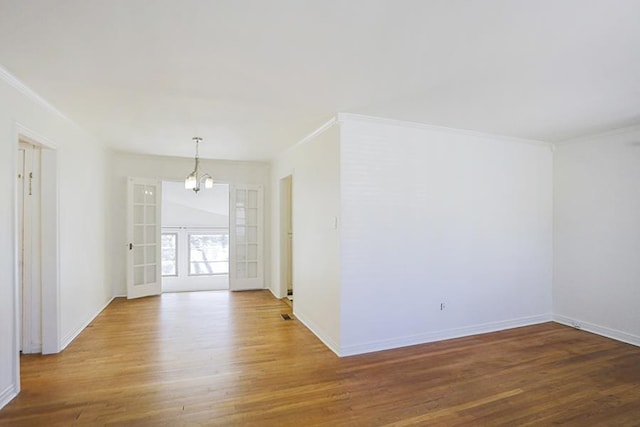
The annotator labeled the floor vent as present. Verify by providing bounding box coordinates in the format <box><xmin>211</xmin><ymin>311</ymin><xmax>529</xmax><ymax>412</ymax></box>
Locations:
<box><xmin>281</xmin><ymin>313</ymin><xmax>293</xmax><ymax>321</ymax></box>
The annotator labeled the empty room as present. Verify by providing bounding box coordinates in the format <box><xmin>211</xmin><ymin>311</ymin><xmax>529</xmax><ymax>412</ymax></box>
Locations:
<box><xmin>1</xmin><ymin>1</ymin><xmax>639</xmax><ymax>425</ymax></box>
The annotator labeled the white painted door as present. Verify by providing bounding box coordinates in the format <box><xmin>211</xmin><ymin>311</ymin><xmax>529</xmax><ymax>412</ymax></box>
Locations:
<box><xmin>127</xmin><ymin>178</ymin><xmax>162</xmax><ymax>299</ymax></box>
<box><xmin>229</xmin><ymin>185</ymin><xmax>264</xmax><ymax>291</ymax></box>
<box><xmin>18</xmin><ymin>142</ymin><xmax>42</xmax><ymax>354</ymax></box>
<box><xmin>17</xmin><ymin>146</ymin><xmax>25</xmax><ymax>352</ymax></box>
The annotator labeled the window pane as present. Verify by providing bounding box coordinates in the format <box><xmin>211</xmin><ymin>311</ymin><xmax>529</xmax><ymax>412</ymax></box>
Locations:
<box><xmin>189</xmin><ymin>233</ymin><xmax>229</xmax><ymax>275</ymax></box>
<box><xmin>161</xmin><ymin>233</ymin><xmax>177</xmax><ymax>276</ymax></box>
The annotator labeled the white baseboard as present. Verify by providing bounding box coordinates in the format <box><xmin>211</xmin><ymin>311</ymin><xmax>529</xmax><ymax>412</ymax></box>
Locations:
<box><xmin>267</xmin><ymin>286</ymin><xmax>283</xmax><ymax>300</ymax></box>
<box><xmin>60</xmin><ymin>297</ymin><xmax>114</xmax><ymax>351</ymax></box>
<box><xmin>553</xmin><ymin>314</ymin><xmax>640</xmax><ymax>347</ymax></box>
<box><xmin>339</xmin><ymin>313</ymin><xmax>553</xmax><ymax>357</ymax></box>
<box><xmin>0</xmin><ymin>383</ymin><xmax>18</xmax><ymax>410</ymax></box>
<box><xmin>293</xmin><ymin>310</ymin><xmax>341</xmax><ymax>357</ymax></box>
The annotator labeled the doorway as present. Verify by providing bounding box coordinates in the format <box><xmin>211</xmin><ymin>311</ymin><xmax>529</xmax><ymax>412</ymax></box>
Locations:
<box><xmin>160</xmin><ymin>181</ymin><xmax>230</xmax><ymax>292</ymax></box>
<box><xmin>14</xmin><ymin>126</ymin><xmax>60</xmax><ymax>364</ymax></box>
<box><xmin>280</xmin><ymin>175</ymin><xmax>293</xmax><ymax>301</ymax></box>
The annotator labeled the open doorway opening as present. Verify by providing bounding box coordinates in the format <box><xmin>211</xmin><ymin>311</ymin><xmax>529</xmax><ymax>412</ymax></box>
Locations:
<box><xmin>160</xmin><ymin>181</ymin><xmax>230</xmax><ymax>292</ymax></box>
<box><xmin>280</xmin><ymin>175</ymin><xmax>293</xmax><ymax>301</ymax></box>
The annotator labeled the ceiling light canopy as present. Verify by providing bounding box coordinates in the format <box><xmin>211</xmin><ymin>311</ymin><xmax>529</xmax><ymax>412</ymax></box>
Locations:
<box><xmin>185</xmin><ymin>137</ymin><xmax>213</xmax><ymax>194</ymax></box>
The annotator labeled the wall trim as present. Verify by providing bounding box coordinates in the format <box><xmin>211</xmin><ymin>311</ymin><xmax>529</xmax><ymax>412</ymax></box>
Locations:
<box><xmin>293</xmin><ymin>309</ymin><xmax>340</xmax><ymax>357</ymax></box>
<box><xmin>0</xmin><ymin>383</ymin><xmax>18</xmax><ymax>410</ymax></box>
<box><xmin>0</xmin><ymin>65</ymin><xmax>101</xmax><ymax>146</ymax></box>
<box><xmin>554</xmin><ymin>123</ymin><xmax>640</xmax><ymax>146</ymax></box>
<box><xmin>278</xmin><ymin>116</ymin><xmax>339</xmax><ymax>158</ymax></box>
<box><xmin>553</xmin><ymin>315</ymin><xmax>640</xmax><ymax>347</ymax></box>
<box><xmin>60</xmin><ymin>297</ymin><xmax>115</xmax><ymax>351</ymax></box>
<box><xmin>0</xmin><ymin>65</ymin><xmax>69</xmax><ymax>122</ymax></box>
<box><xmin>339</xmin><ymin>313</ymin><xmax>552</xmax><ymax>357</ymax></box>
<box><xmin>15</xmin><ymin>122</ymin><xmax>58</xmax><ymax>149</ymax></box>
<box><xmin>266</xmin><ymin>284</ymin><xmax>284</xmax><ymax>300</ymax></box>
<box><xmin>337</xmin><ymin>113</ymin><xmax>553</xmax><ymax>149</ymax></box>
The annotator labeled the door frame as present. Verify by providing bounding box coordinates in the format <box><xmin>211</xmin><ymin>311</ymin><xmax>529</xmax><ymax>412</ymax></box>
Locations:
<box><xmin>17</xmin><ymin>141</ymin><xmax>42</xmax><ymax>354</ymax></box>
<box><xmin>12</xmin><ymin>123</ymin><xmax>60</xmax><ymax>395</ymax></box>
<box><xmin>279</xmin><ymin>175</ymin><xmax>293</xmax><ymax>299</ymax></box>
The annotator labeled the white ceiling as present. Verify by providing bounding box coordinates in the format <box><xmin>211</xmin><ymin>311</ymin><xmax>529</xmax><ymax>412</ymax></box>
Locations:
<box><xmin>1</xmin><ymin>0</ymin><xmax>639</xmax><ymax>161</ymax></box>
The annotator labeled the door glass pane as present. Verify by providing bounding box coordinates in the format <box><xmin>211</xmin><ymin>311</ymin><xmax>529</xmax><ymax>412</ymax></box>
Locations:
<box><xmin>134</xmin><ymin>266</ymin><xmax>145</xmax><ymax>285</ymax></box>
<box><xmin>236</xmin><ymin>262</ymin><xmax>246</xmax><ymax>278</ymax></box>
<box><xmin>248</xmin><ymin>190</ymin><xmax>258</xmax><ymax>208</ymax></box>
<box><xmin>248</xmin><ymin>262</ymin><xmax>258</xmax><ymax>278</ymax></box>
<box><xmin>145</xmin><ymin>206</ymin><xmax>156</xmax><ymax>224</ymax></box>
<box><xmin>247</xmin><ymin>244</ymin><xmax>258</xmax><ymax>261</ymax></box>
<box><xmin>146</xmin><ymin>265</ymin><xmax>156</xmax><ymax>283</ymax></box>
<box><xmin>134</xmin><ymin>226</ymin><xmax>144</xmax><ymax>244</ymax></box>
<box><xmin>236</xmin><ymin>189</ymin><xmax>246</xmax><ymax>207</ymax></box>
<box><xmin>247</xmin><ymin>208</ymin><xmax>257</xmax><ymax>225</ymax></box>
<box><xmin>134</xmin><ymin>184</ymin><xmax>145</xmax><ymax>203</ymax></box>
<box><xmin>134</xmin><ymin>205</ymin><xmax>144</xmax><ymax>224</ymax></box>
<box><xmin>145</xmin><ymin>186</ymin><xmax>156</xmax><ymax>204</ymax></box>
<box><xmin>134</xmin><ymin>246</ymin><xmax>144</xmax><ymax>265</ymax></box>
<box><xmin>237</xmin><ymin>244</ymin><xmax>246</xmax><ymax>261</ymax></box>
<box><xmin>146</xmin><ymin>226</ymin><xmax>156</xmax><ymax>243</ymax></box>
<box><xmin>247</xmin><ymin>226</ymin><xmax>257</xmax><ymax>243</ymax></box>
<box><xmin>236</xmin><ymin>208</ymin><xmax>245</xmax><ymax>225</ymax></box>
<box><xmin>146</xmin><ymin>245</ymin><xmax>156</xmax><ymax>264</ymax></box>
<box><xmin>236</xmin><ymin>226</ymin><xmax>246</xmax><ymax>243</ymax></box>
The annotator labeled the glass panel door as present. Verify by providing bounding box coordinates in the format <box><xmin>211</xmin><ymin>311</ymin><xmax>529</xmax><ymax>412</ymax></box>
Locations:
<box><xmin>127</xmin><ymin>178</ymin><xmax>162</xmax><ymax>299</ymax></box>
<box><xmin>229</xmin><ymin>185</ymin><xmax>263</xmax><ymax>290</ymax></box>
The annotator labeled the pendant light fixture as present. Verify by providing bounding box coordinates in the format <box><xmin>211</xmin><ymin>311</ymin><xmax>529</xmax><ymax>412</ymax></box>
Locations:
<box><xmin>185</xmin><ymin>137</ymin><xmax>213</xmax><ymax>193</ymax></box>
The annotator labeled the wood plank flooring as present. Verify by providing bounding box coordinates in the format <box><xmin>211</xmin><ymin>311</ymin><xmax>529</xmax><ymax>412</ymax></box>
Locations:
<box><xmin>1</xmin><ymin>290</ymin><xmax>639</xmax><ymax>426</ymax></box>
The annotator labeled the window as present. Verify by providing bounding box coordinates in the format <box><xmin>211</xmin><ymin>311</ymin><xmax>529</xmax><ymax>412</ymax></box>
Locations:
<box><xmin>189</xmin><ymin>233</ymin><xmax>229</xmax><ymax>275</ymax></box>
<box><xmin>161</xmin><ymin>233</ymin><xmax>178</xmax><ymax>276</ymax></box>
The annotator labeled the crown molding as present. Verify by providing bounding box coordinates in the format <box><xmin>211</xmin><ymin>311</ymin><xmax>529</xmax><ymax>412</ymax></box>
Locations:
<box><xmin>0</xmin><ymin>65</ymin><xmax>72</xmax><ymax>123</ymax></box>
<box><xmin>275</xmin><ymin>115</ymin><xmax>339</xmax><ymax>159</ymax></box>
<box><xmin>0</xmin><ymin>64</ymin><xmax>105</xmax><ymax>147</ymax></box>
<box><xmin>337</xmin><ymin>113</ymin><xmax>554</xmax><ymax>149</ymax></box>
<box><xmin>554</xmin><ymin>123</ymin><xmax>640</xmax><ymax>146</ymax></box>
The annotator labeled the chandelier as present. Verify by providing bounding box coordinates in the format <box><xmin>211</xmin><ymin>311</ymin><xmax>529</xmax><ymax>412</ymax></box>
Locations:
<box><xmin>184</xmin><ymin>137</ymin><xmax>213</xmax><ymax>193</ymax></box>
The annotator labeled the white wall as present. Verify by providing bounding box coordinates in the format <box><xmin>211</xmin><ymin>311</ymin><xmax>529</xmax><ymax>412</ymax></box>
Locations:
<box><xmin>111</xmin><ymin>152</ymin><xmax>270</xmax><ymax>296</ymax></box>
<box><xmin>339</xmin><ymin>115</ymin><xmax>553</xmax><ymax>355</ymax></box>
<box><xmin>162</xmin><ymin>181</ymin><xmax>229</xmax><ymax>227</ymax></box>
<box><xmin>0</xmin><ymin>69</ymin><xmax>112</xmax><ymax>409</ymax></box>
<box><xmin>553</xmin><ymin>126</ymin><xmax>640</xmax><ymax>345</ymax></box>
<box><xmin>270</xmin><ymin>120</ymin><xmax>342</xmax><ymax>353</ymax></box>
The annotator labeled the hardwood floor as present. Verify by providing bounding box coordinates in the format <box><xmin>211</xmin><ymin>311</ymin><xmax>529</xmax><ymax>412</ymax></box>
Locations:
<box><xmin>1</xmin><ymin>290</ymin><xmax>639</xmax><ymax>426</ymax></box>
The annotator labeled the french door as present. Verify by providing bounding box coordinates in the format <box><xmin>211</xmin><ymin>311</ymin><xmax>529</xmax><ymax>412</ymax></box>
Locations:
<box><xmin>127</xmin><ymin>178</ymin><xmax>162</xmax><ymax>299</ymax></box>
<box><xmin>229</xmin><ymin>185</ymin><xmax>264</xmax><ymax>291</ymax></box>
